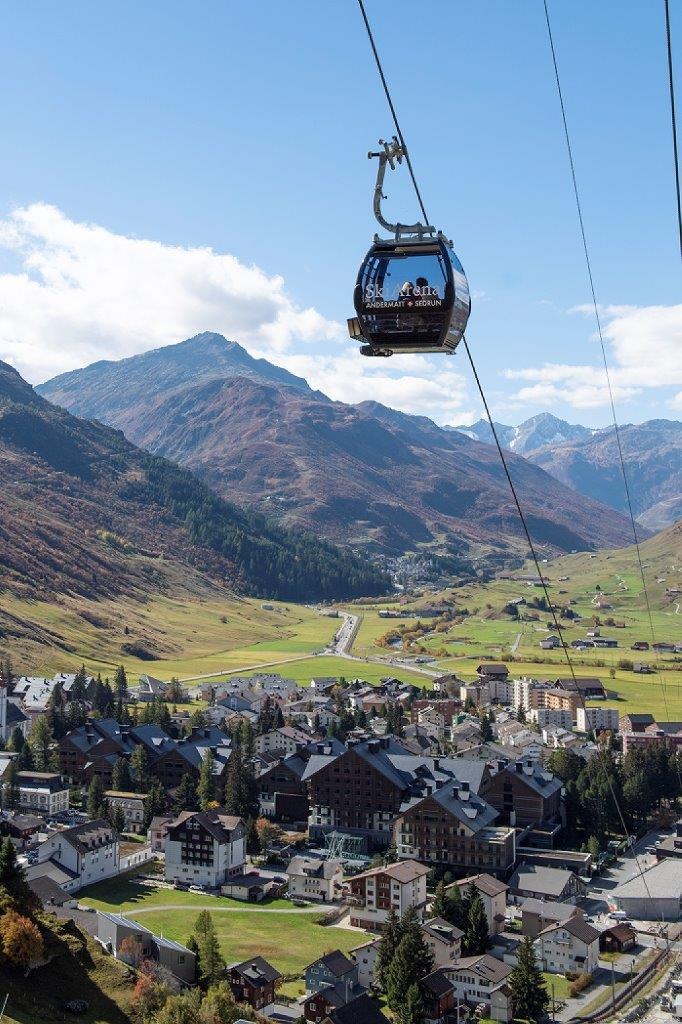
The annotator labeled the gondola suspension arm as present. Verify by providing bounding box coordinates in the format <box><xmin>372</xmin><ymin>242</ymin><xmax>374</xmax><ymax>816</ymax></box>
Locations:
<box><xmin>369</xmin><ymin>137</ymin><xmax>436</xmax><ymax>240</ymax></box>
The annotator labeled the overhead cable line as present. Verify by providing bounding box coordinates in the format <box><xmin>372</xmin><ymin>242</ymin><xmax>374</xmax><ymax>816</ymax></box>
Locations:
<box><xmin>664</xmin><ymin>0</ymin><xmax>682</xmax><ymax>261</ymax></box>
<box><xmin>357</xmin><ymin>0</ymin><xmax>430</xmax><ymax>227</ymax></box>
<box><xmin>355</xmin><ymin>0</ymin><xmax>655</xmax><ymax>898</ymax></box>
<box><xmin>542</xmin><ymin>0</ymin><xmax>680</xmax><ymax>788</ymax></box>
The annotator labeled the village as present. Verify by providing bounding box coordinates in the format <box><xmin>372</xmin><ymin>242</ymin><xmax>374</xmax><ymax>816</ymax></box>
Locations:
<box><xmin>0</xmin><ymin>655</ymin><xmax>680</xmax><ymax>1024</ymax></box>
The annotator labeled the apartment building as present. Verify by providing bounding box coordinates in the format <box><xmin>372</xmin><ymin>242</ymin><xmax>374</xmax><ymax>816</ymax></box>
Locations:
<box><xmin>35</xmin><ymin>818</ymin><xmax>119</xmax><ymax>892</ymax></box>
<box><xmin>104</xmin><ymin>791</ymin><xmax>146</xmax><ymax>833</ymax></box>
<box><xmin>576</xmin><ymin>707</ymin><xmax>619</xmax><ymax>734</ymax></box>
<box><xmin>348</xmin><ymin>860</ymin><xmax>429</xmax><ymax>931</ymax></box>
<box><xmin>164</xmin><ymin>810</ymin><xmax>245</xmax><ymax>888</ymax></box>
<box><xmin>16</xmin><ymin>772</ymin><xmax>69</xmax><ymax>815</ymax></box>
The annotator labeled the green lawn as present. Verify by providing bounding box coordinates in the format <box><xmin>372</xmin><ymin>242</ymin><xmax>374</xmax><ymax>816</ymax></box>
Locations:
<box><xmin>124</xmin><ymin>908</ymin><xmax>364</xmax><ymax>975</ymax></box>
<box><xmin>543</xmin><ymin>972</ymin><xmax>572</xmax><ymax>1001</ymax></box>
<box><xmin>6</xmin><ymin>590</ymin><xmax>338</xmax><ymax>681</ymax></box>
<box><xmin>201</xmin><ymin>654</ymin><xmax>431</xmax><ymax>688</ymax></box>
<box><xmin>80</xmin><ymin>874</ymin><xmax>365</xmax><ymax>975</ymax></box>
<box><xmin>80</xmin><ymin>874</ymin><xmax>291</xmax><ymax>912</ymax></box>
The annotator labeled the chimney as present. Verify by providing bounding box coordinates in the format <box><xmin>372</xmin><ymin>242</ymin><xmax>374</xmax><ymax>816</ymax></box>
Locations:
<box><xmin>515</xmin><ymin>761</ymin><xmax>523</xmax><ymax>773</ymax></box>
<box><xmin>433</xmin><ymin>758</ymin><xmax>440</xmax><ymax>771</ymax></box>
<box><xmin>461</xmin><ymin>780</ymin><xmax>470</xmax><ymax>792</ymax></box>
<box><xmin>676</xmin><ymin>820</ymin><xmax>682</xmax><ymax>839</ymax></box>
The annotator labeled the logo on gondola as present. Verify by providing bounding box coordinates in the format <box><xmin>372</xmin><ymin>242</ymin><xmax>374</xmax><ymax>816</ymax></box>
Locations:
<box><xmin>365</xmin><ymin>284</ymin><xmax>440</xmax><ymax>301</ymax></box>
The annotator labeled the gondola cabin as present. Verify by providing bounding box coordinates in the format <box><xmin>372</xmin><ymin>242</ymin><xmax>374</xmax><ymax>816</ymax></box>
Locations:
<box><xmin>349</xmin><ymin>234</ymin><xmax>470</xmax><ymax>356</ymax></box>
<box><xmin>348</xmin><ymin>138</ymin><xmax>470</xmax><ymax>357</ymax></box>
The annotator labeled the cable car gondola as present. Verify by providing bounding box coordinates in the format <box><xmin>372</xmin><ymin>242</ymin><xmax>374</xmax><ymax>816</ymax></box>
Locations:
<box><xmin>348</xmin><ymin>137</ymin><xmax>471</xmax><ymax>357</ymax></box>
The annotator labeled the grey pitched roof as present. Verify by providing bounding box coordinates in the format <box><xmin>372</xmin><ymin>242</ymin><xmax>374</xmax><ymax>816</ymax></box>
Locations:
<box><xmin>168</xmin><ymin>809</ymin><xmax>243</xmax><ymax>844</ymax></box>
<box><xmin>313</xmin><ymin>950</ymin><xmax>356</xmax><ymax>977</ymax></box>
<box><xmin>327</xmin><ymin>994</ymin><xmax>388</xmax><ymax>1024</ymax></box>
<box><xmin>501</xmin><ymin>760</ymin><xmax>563</xmax><ymax>797</ymax></box>
<box><xmin>451</xmin><ymin>953</ymin><xmax>511</xmax><ymax>985</ymax></box>
<box><xmin>511</xmin><ymin>865</ymin><xmax>577</xmax><ymax>898</ymax></box>
<box><xmin>422</xmin><ymin>917</ymin><xmax>463</xmax><ymax>943</ymax></box>
<box><xmin>457</xmin><ymin>873</ymin><xmax>509</xmax><ymax>897</ymax></box>
<box><xmin>420</xmin><ymin>968</ymin><xmax>453</xmax><ymax>997</ymax></box>
<box><xmin>58</xmin><ymin>818</ymin><xmax>117</xmax><ymax>854</ymax></box>
<box><xmin>519</xmin><ymin>898</ymin><xmax>581</xmax><ymax>922</ymax></box>
<box><xmin>611</xmin><ymin>858</ymin><xmax>682</xmax><ymax>900</ymax></box>
<box><xmin>6</xmin><ymin>700</ymin><xmax>28</xmax><ymax>725</ymax></box>
<box><xmin>287</xmin><ymin>856</ymin><xmax>342</xmax><ymax>880</ymax></box>
<box><xmin>232</xmin><ymin>956</ymin><xmax>281</xmax><ymax>985</ymax></box>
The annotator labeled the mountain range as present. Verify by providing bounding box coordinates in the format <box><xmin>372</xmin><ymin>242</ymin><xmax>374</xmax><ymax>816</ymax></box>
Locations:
<box><xmin>0</xmin><ymin>358</ymin><xmax>388</xmax><ymax>614</ymax></box>
<box><xmin>452</xmin><ymin>412</ymin><xmax>682</xmax><ymax>530</ymax></box>
<box><xmin>39</xmin><ymin>333</ymin><xmax>639</xmax><ymax>562</ymax></box>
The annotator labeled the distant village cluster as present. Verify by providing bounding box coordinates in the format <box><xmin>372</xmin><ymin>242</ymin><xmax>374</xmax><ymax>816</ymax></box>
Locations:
<box><xmin>0</xmin><ymin>661</ymin><xmax>681</xmax><ymax>1024</ymax></box>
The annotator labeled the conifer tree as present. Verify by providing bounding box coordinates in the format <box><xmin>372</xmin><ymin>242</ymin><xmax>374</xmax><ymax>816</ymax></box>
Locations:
<box><xmin>447</xmin><ymin>883</ymin><xmax>466</xmax><ymax>930</ymax></box>
<box><xmin>385</xmin><ymin>915</ymin><xmax>434</xmax><ymax>1011</ymax></box>
<box><xmin>429</xmin><ymin>881</ymin><xmax>449</xmax><ymax>920</ymax></box>
<box><xmin>27</xmin><ymin>712</ymin><xmax>53</xmax><ymax>770</ymax></box>
<box><xmin>463</xmin><ymin>888</ymin><xmax>489</xmax><ymax>955</ymax></box>
<box><xmin>198</xmin><ymin>749</ymin><xmax>216</xmax><ymax>809</ymax></box>
<box><xmin>111</xmin><ymin>757</ymin><xmax>133</xmax><ymax>792</ymax></box>
<box><xmin>71</xmin><ymin>666</ymin><xmax>88</xmax><ymax>701</ymax></box>
<box><xmin>108</xmin><ymin>802</ymin><xmax>126</xmax><ymax>834</ymax></box>
<box><xmin>8</xmin><ymin>727</ymin><xmax>24</xmax><ymax>753</ymax></box>
<box><xmin>508</xmin><ymin>936</ymin><xmax>549</xmax><ymax>1022</ymax></box>
<box><xmin>396</xmin><ymin>983</ymin><xmax>426</xmax><ymax>1024</ymax></box>
<box><xmin>87</xmin><ymin>776</ymin><xmax>105</xmax><ymax>819</ymax></box>
<box><xmin>375</xmin><ymin>906</ymin><xmax>403</xmax><ymax>991</ymax></box>
<box><xmin>2</xmin><ymin>760</ymin><xmax>19</xmax><ymax>810</ymax></box>
<box><xmin>173</xmin><ymin>772</ymin><xmax>199</xmax><ymax>815</ymax></box>
<box><xmin>143</xmin><ymin>779</ymin><xmax>167</xmax><ymax>830</ymax></box>
<box><xmin>114</xmin><ymin>665</ymin><xmax>128</xmax><ymax>701</ymax></box>
<box><xmin>0</xmin><ymin>835</ymin><xmax>32</xmax><ymax>904</ymax></box>
<box><xmin>130</xmin><ymin>745</ymin><xmax>151</xmax><ymax>792</ymax></box>
<box><xmin>192</xmin><ymin>910</ymin><xmax>225</xmax><ymax>986</ymax></box>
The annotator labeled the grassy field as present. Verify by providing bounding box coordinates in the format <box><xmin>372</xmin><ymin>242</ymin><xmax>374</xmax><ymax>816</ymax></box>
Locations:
<box><xmin>197</xmin><ymin>653</ymin><xmax>431</xmax><ymax>688</ymax></box>
<box><xmin>80</xmin><ymin>876</ymin><xmax>364</xmax><ymax>976</ymax></box>
<box><xmin>4</xmin><ymin>591</ymin><xmax>337</xmax><ymax>682</ymax></box>
<box><xmin>134</xmin><ymin>908</ymin><xmax>362</xmax><ymax>974</ymax></box>
<box><xmin>543</xmin><ymin>972</ymin><xmax>572</xmax><ymax>1000</ymax></box>
<box><xmin>338</xmin><ymin>525</ymin><xmax>682</xmax><ymax>716</ymax></box>
<box><xmin>80</xmin><ymin>873</ymin><xmax>291</xmax><ymax>912</ymax></box>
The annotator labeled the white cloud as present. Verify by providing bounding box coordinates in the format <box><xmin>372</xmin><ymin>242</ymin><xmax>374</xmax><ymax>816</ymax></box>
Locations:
<box><xmin>0</xmin><ymin>203</ymin><xmax>344</xmax><ymax>382</ymax></box>
<box><xmin>273</xmin><ymin>351</ymin><xmax>473</xmax><ymax>424</ymax></box>
<box><xmin>504</xmin><ymin>303</ymin><xmax>682</xmax><ymax>410</ymax></box>
<box><xmin>0</xmin><ymin>202</ymin><xmax>477</xmax><ymax>425</ymax></box>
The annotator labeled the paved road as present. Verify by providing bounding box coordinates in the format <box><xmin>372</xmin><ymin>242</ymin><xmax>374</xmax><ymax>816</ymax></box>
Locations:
<box><xmin>326</xmin><ymin>610</ymin><xmax>441</xmax><ymax>678</ymax></box>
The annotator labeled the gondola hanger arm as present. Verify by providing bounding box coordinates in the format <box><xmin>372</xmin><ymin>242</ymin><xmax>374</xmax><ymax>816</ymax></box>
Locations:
<box><xmin>369</xmin><ymin>137</ymin><xmax>436</xmax><ymax>240</ymax></box>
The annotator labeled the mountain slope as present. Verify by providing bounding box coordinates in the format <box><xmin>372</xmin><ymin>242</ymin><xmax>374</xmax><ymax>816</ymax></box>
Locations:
<box><xmin>452</xmin><ymin>412</ymin><xmax>681</xmax><ymax>528</ymax></box>
<box><xmin>527</xmin><ymin>419</ymin><xmax>682</xmax><ymax>526</ymax></box>
<box><xmin>39</xmin><ymin>335</ymin><xmax>639</xmax><ymax>560</ymax></box>
<box><xmin>451</xmin><ymin>412</ymin><xmax>592</xmax><ymax>453</ymax></box>
<box><xmin>0</xmin><ymin>359</ymin><xmax>388</xmax><ymax>607</ymax></box>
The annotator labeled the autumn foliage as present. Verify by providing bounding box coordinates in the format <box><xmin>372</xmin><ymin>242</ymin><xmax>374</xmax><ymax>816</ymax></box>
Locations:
<box><xmin>0</xmin><ymin>909</ymin><xmax>44</xmax><ymax>968</ymax></box>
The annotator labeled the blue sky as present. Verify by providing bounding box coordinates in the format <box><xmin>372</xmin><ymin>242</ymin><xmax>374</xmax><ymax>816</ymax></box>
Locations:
<box><xmin>0</xmin><ymin>0</ymin><xmax>679</xmax><ymax>426</ymax></box>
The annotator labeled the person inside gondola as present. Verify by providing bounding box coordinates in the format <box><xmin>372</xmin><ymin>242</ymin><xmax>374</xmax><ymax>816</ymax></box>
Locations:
<box><xmin>399</xmin><ymin>280</ymin><xmax>414</xmax><ymax>301</ymax></box>
<box><xmin>414</xmin><ymin>276</ymin><xmax>440</xmax><ymax>300</ymax></box>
